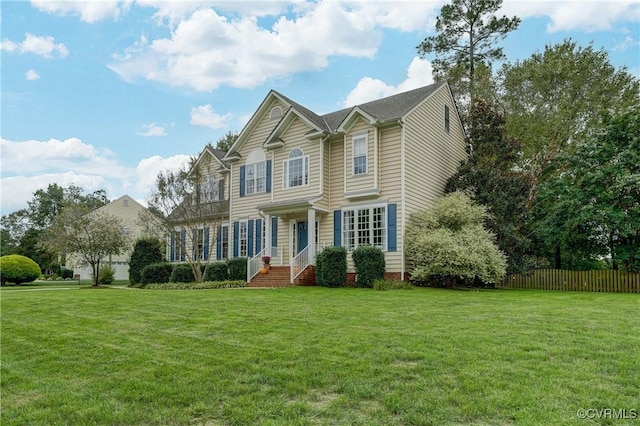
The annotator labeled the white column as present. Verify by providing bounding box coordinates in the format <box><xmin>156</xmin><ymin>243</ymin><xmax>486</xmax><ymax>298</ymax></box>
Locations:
<box><xmin>308</xmin><ymin>208</ymin><xmax>316</xmax><ymax>264</ymax></box>
<box><xmin>264</xmin><ymin>214</ymin><xmax>271</xmax><ymax>255</ymax></box>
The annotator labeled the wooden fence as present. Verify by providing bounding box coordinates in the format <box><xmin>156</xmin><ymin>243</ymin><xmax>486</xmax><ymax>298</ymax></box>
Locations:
<box><xmin>500</xmin><ymin>269</ymin><xmax>640</xmax><ymax>293</ymax></box>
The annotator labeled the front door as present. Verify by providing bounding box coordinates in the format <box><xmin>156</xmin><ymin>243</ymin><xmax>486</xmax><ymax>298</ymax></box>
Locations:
<box><xmin>296</xmin><ymin>220</ymin><xmax>308</xmax><ymax>255</ymax></box>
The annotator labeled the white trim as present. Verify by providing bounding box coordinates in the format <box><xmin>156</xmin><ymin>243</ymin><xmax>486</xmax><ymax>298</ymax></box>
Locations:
<box><xmin>282</xmin><ymin>148</ymin><xmax>310</xmax><ymax>189</ymax></box>
<box><xmin>351</xmin><ymin>132</ymin><xmax>368</xmax><ymax>176</ymax></box>
<box><xmin>341</xmin><ymin>203</ymin><xmax>388</xmax><ymax>252</ymax></box>
<box><xmin>400</xmin><ymin>120</ymin><xmax>406</xmax><ymax>280</ymax></box>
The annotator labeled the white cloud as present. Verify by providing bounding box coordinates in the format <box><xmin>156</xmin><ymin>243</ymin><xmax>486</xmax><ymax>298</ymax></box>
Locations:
<box><xmin>343</xmin><ymin>57</ymin><xmax>434</xmax><ymax>107</ymax></box>
<box><xmin>0</xmin><ymin>173</ymin><xmax>107</xmax><ymax>215</ymax></box>
<box><xmin>502</xmin><ymin>0</ymin><xmax>640</xmax><ymax>33</ymax></box>
<box><xmin>134</xmin><ymin>154</ymin><xmax>191</xmax><ymax>195</ymax></box>
<box><xmin>25</xmin><ymin>69</ymin><xmax>40</xmax><ymax>80</ymax></box>
<box><xmin>0</xmin><ymin>137</ymin><xmax>128</xmax><ymax>177</ymax></box>
<box><xmin>190</xmin><ymin>104</ymin><xmax>232</xmax><ymax>129</ymax></box>
<box><xmin>137</xmin><ymin>123</ymin><xmax>167</xmax><ymax>137</ymax></box>
<box><xmin>0</xmin><ymin>33</ymin><xmax>69</xmax><ymax>58</ymax></box>
<box><xmin>108</xmin><ymin>2</ymin><xmax>383</xmax><ymax>92</ymax></box>
<box><xmin>30</xmin><ymin>0</ymin><xmax>132</xmax><ymax>23</ymax></box>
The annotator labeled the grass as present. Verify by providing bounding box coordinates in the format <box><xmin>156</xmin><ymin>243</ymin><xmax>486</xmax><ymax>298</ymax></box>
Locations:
<box><xmin>1</xmin><ymin>287</ymin><xmax>638</xmax><ymax>425</ymax></box>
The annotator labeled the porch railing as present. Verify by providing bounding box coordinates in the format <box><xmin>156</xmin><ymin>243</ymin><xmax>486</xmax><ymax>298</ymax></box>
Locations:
<box><xmin>247</xmin><ymin>246</ymin><xmax>283</xmax><ymax>282</ymax></box>
<box><xmin>290</xmin><ymin>245</ymin><xmax>310</xmax><ymax>283</ymax></box>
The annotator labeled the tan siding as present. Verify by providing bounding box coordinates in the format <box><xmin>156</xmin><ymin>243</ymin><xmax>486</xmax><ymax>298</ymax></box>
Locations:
<box><xmin>271</xmin><ymin>116</ymin><xmax>321</xmax><ymax>200</ymax></box>
<box><xmin>404</xmin><ymin>87</ymin><xmax>466</xmax><ymax>215</ymax></box>
<box><xmin>345</xmin><ymin>120</ymin><xmax>375</xmax><ymax>193</ymax></box>
<box><xmin>231</xmin><ymin>99</ymin><xmax>284</xmax><ymax>221</ymax></box>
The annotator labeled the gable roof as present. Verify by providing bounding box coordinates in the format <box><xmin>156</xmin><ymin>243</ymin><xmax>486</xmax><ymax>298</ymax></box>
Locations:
<box><xmin>224</xmin><ymin>82</ymin><xmax>450</xmax><ymax>158</ymax></box>
<box><xmin>190</xmin><ymin>145</ymin><xmax>230</xmax><ymax>177</ymax></box>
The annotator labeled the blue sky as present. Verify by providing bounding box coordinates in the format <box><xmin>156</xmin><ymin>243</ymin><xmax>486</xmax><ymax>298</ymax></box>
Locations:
<box><xmin>1</xmin><ymin>0</ymin><xmax>639</xmax><ymax>216</ymax></box>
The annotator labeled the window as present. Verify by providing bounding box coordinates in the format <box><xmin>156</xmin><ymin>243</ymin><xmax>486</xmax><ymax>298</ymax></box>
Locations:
<box><xmin>172</xmin><ymin>230</ymin><xmax>184</xmax><ymax>261</ymax></box>
<box><xmin>196</xmin><ymin>176</ymin><xmax>221</xmax><ymax>204</ymax></box>
<box><xmin>193</xmin><ymin>228</ymin><xmax>205</xmax><ymax>260</ymax></box>
<box><xmin>445</xmin><ymin>105</ymin><xmax>450</xmax><ymax>133</ymax></box>
<box><xmin>239</xmin><ymin>221</ymin><xmax>248</xmax><ymax>257</ymax></box>
<box><xmin>342</xmin><ymin>205</ymin><xmax>386</xmax><ymax>251</ymax></box>
<box><xmin>283</xmin><ymin>148</ymin><xmax>309</xmax><ymax>188</ymax></box>
<box><xmin>246</xmin><ymin>162</ymin><xmax>266</xmax><ymax>195</ymax></box>
<box><xmin>220</xmin><ymin>224</ymin><xmax>229</xmax><ymax>259</ymax></box>
<box><xmin>353</xmin><ymin>133</ymin><xmax>368</xmax><ymax>175</ymax></box>
<box><xmin>270</xmin><ymin>106</ymin><xmax>283</xmax><ymax>120</ymax></box>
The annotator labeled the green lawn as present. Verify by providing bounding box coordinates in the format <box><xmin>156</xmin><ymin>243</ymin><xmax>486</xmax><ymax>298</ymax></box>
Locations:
<box><xmin>1</xmin><ymin>287</ymin><xmax>638</xmax><ymax>425</ymax></box>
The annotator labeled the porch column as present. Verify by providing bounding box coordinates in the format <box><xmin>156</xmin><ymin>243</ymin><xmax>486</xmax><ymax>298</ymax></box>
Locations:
<box><xmin>264</xmin><ymin>214</ymin><xmax>272</xmax><ymax>255</ymax></box>
<box><xmin>308</xmin><ymin>208</ymin><xmax>316</xmax><ymax>265</ymax></box>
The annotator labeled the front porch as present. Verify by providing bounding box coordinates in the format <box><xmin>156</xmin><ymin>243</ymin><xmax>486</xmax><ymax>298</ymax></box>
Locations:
<box><xmin>246</xmin><ymin>198</ymin><xmax>327</xmax><ymax>286</ymax></box>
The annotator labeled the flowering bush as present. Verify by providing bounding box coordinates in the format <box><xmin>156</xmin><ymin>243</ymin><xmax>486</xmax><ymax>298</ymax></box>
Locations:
<box><xmin>261</xmin><ymin>256</ymin><xmax>271</xmax><ymax>264</ymax></box>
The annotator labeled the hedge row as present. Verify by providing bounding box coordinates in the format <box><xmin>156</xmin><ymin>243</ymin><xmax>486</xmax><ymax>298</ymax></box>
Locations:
<box><xmin>136</xmin><ymin>258</ymin><xmax>247</xmax><ymax>287</ymax></box>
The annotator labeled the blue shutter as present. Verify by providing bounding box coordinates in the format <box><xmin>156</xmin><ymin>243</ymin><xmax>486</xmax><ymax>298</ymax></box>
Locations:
<box><xmin>266</xmin><ymin>160</ymin><xmax>272</xmax><ymax>193</ymax></box>
<box><xmin>170</xmin><ymin>233</ymin><xmax>175</xmax><ymax>261</ymax></box>
<box><xmin>204</xmin><ymin>227</ymin><xmax>210</xmax><ymax>260</ymax></box>
<box><xmin>247</xmin><ymin>219</ymin><xmax>254</xmax><ymax>257</ymax></box>
<box><xmin>216</xmin><ymin>225</ymin><xmax>222</xmax><ymax>260</ymax></box>
<box><xmin>388</xmin><ymin>203</ymin><xmax>397</xmax><ymax>252</ymax></box>
<box><xmin>180</xmin><ymin>229</ymin><xmax>186</xmax><ymax>261</ymax></box>
<box><xmin>333</xmin><ymin>210</ymin><xmax>341</xmax><ymax>246</ymax></box>
<box><xmin>239</xmin><ymin>165</ymin><xmax>246</xmax><ymax>197</ymax></box>
<box><xmin>255</xmin><ymin>219</ymin><xmax>262</xmax><ymax>253</ymax></box>
<box><xmin>233</xmin><ymin>222</ymin><xmax>239</xmax><ymax>257</ymax></box>
<box><xmin>271</xmin><ymin>216</ymin><xmax>278</xmax><ymax>248</ymax></box>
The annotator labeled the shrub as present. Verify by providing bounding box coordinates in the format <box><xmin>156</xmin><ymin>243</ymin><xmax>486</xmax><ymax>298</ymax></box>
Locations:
<box><xmin>61</xmin><ymin>267</ymin><xmax>74</xmax><ymax>279</ymax></box>
<box><xmin>373</xmin><ymin>279</ymin><xmax>414</xmax><ymax>291</ymax></box>
<box><xmin>129</xmin><ymin>238</ymin><xmax>164</xmax><ymax>285</ymax></box>
<box><xmin>316</xmin><ymin>246</ymin><xmax>347</xmax><ymax>287</ymax></box>
<box><xmin>406</xmin><ymin>192</ymin><xmax>507</xmax><ymax>287</ymax></box>
<box><xmin>0</xmin><ymin>254</ymin><xmax>42</xmax><ymax>285</ymax></box>
<box><xmin>98</xmin><ymin>265</ymin><xmax>115</xmax><ymax>284</ymax></box>
<box><xmin>140</xmin><ymin>263</ymin><xmax>173</xmax><ymax>284</ymax></box>
<box><xmin>205</xmin><ymin>262</ymin><xmax>229</xmax><ymax>281</ymax></box>
<box><xmin>171</xmin><ymin>264</ymin><xmax>196</xmax><ymax>283</ymax></box>
<box><xmin>228</xmin><ymin>258</ymin><xmax>247</xmax><ymax>281</ymax></box>
<box><xmin>352</xmin><ymin>245</ymin><xmax>386</xmax><ymax>288</ymax></box>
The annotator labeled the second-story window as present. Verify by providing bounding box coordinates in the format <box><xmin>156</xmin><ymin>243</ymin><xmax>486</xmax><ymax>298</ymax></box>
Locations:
<box><xmin>283</xmin><ymin>148</ymin><xmax>309</xmax><ymax>188</ymax></box>
<box><xmin>352</xmin><ymin>133</ymin><xmax>368</xmax><ymax>175</ymax></box>
<box><xmin>246</xmin><ymin>162</ymin><xmax>265</xmax><ymax>195</ymax></box>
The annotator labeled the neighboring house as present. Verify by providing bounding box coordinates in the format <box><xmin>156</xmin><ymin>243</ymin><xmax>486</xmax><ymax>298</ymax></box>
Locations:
<box><xmin>72</xmin><ymin>195</ymin><xmax>157</xmax><ymax>281</ymax></box>
<box><xmin>172</xmin><ymin>82</ymin><xmax>467</xmax><ymax>285</ymax></box>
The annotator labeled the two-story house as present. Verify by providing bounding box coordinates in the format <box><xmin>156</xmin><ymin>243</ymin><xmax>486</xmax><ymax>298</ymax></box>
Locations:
<box><xmin>173</xmin><ymin>82</ymin><xmax>466</xmax><ymax>285</ymax></box>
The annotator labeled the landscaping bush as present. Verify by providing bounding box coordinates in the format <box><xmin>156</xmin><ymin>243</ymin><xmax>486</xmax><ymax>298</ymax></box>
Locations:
<box><xmin>205</xmin><ymin>262</ymin><xmax>229</xmax><ymax>281</ymax></box>
<box><xmin>228</xmin><ymin>258</ymin><xmax>247</xmax><ymax>281</ymax></box>
<box><xmin>61</xmin><ymin>267</ymin><xmax>74</xmax><ymax>280</ymax></box>
<box><xmin>0</xmin><ymin>254</ymin><xmax>42</xmax><ymax>285</ymax></box>
<box><xmin>373</xmin><ymin>279</ymin><xmax>414</xmax><ymax>291</ymax></box>
<box><xmin>352</xmin><ymin>245</ymin><xmax>386</xmax><ymax>288</ymax></box>
<box><xmin>129</xmin><ymin>238</ymin><xmax>164</xmax><ymax>285</ymax></box>
<box><xmin>140</xmin><ymin>263</ymin><xmax>173</xmax><ymax>284</ymax></box>
<box><xmin>315</xmin><ymin>246</ymin><xmax>347</xmax><ymax>287</ymax></box>
<box><xmin>98</xmin><ymin>265</ymin><xmax>115</xmax><ymax>284</ymax></box>
<box><xmin>171</xmin><ymin>264</ymin><xmax>196</xmax><ymax>283</ymax></box>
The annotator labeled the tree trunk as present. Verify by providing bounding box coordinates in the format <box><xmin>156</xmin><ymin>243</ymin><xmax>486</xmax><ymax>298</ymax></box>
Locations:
<box><xmin>554</xmin><ymin>245</ymin><xmax>562</xmax><ymax>269</ymax></box>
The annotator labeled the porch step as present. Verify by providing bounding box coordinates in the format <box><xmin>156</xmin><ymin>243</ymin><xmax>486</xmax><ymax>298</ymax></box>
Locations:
<box><xmin>249</xmin><ymin>266</ymin><xmax>292</xmax><ymax>288</ymax></box>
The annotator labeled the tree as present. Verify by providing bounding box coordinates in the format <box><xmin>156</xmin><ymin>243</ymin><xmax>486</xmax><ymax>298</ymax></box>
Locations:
<box><xmin>406</xmin><ymin>192</ymin><xmax>507</xmax><ymax>287</ymax></box>
<box><xmin>500</xmin><ymin>40</ymin><xmax>640</xmax><ymax>207</ymax></box>
<box><xmin>144</xmin><ymin>161</ymin><xmax>228</xmax><ymax>283</ymax></box>
<box><xmin>211</xmin><ymin>131</ymin><xmax>238</xmax><ymax>153</ymax></box>
<box><xmin>417</xmin><ymin>0</ymin><xmax>519</xmax><ymax>104</ymax></box>
<box><xmin>446</xmin><ymin>99</ymin><xmax>542</xmax><ymax>273</ymax></box>
<box><xmin>1</xmin><ymin>184</ymin><xmax>109</xmax><ymax>271</ymax></box>
<box><xmin>532</xmin><ymin>107</ymin><xmax>640</xmax><ymax>272</ymax></box>
<box><xmin>129</xmin><ymin>238</ymin><xmax>164</xmax><ymax>285</ymax></box>
<box><xmin>41</xmin><ymin>204</ymin><xmax>130</xmax><ymax>286</ymax></box>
